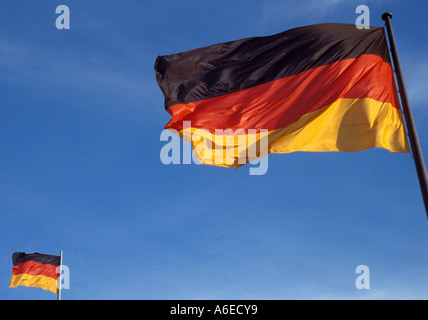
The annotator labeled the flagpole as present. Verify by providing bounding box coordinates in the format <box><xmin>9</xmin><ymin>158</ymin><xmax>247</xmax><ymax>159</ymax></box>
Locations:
<box><xmin>58</xmin><ymin>250</ymin><xmax>63</xmax><ymax>300</ymax></box>
<box><xmin>382</xmin><ymin>12</ymin><xmax>428</xmax><ymax>219</ymax></box>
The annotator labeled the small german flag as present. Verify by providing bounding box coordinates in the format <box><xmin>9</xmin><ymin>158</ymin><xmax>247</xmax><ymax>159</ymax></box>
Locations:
<box><xmin>155</xmin><ymin>23</ymin><xmax>409</xmax><ymax>168</ymax></box>
<box><xmin>9</xmin><ymin>252</ymin><xmax>60</xmax><ymax>294</ymax></box>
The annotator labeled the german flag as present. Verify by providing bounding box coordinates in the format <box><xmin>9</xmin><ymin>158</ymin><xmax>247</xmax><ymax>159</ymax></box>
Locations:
<box><xmin>155</xmin><ymin>23</ymin><xmax>409</xmax><ymax>168</ymax></box>
<box><xmin>9</xmin><ymin>252</ymin><xmax>60</xmax><ymax>293</ymax></box>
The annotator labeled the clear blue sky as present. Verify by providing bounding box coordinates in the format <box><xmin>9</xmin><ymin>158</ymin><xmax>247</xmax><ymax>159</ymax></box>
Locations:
<box><xmin>1</xmin><ymin>0</ymin><xmax>427</xmax><ymax>300</ymax></box>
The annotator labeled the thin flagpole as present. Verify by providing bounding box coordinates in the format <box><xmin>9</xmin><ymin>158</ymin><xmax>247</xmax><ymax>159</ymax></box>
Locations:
<box><xmin>382</xmin><ymin>12</ymin><xmax>428</xmax><ymax>219</ymax></box>
<box><xmin>58</xmin><ymin>250</ymin><xmax>63</xmax><ymax>300</ymax></box>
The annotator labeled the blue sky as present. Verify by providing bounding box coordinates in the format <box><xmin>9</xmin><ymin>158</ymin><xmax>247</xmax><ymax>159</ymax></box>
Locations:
<box><xmin>1</xmin><ymin>0</ymin><xmax>427</xmax><ymax>300</ymax></box>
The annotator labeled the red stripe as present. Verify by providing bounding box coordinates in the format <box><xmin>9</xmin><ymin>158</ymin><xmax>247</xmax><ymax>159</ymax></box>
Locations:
<box><xmin>12</xmin><ymin>261</ymin><xmax>58</xmax><ymax>280</ymax></box>
<box><xmin>165</xmin><ymin>54</ymin><xmax>399</xmax><ymax>133</ymax></box>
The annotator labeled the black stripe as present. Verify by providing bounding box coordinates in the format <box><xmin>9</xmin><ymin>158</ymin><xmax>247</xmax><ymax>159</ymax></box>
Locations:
<box><xmin>155</xmin><ymin>23</ymin><xmax>390</xmax><ymax>109</ymax></box>
<box><xmin>12</xmin><ymin>252</ymin><xmax>60</xmax><ymax>267</ymax></box>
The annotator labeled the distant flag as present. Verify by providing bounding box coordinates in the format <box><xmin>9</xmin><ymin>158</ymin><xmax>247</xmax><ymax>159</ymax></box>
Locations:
<box><xmin>155</xmin><ymin>23</ymin><xmax>409</xmax><ymax>168</ymax></box>
<box><xmin>9</xmin><ymin>252</ymin><xmax>60</xmax><ymax>294</ymax></box>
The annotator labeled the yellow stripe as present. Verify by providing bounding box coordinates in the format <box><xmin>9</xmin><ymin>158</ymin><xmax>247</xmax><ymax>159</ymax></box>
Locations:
<box><xmin>10</xmin><ymin>273</ymin><xmax>58</xmax><ymax>293</ymax></box>
<box><xmin>269</xmin><ymin>98</ymin><xmax>409</xmax><ymax>153</ymax></box>
<box><xmin>178</xmin><ymin>98</ymin><xmax>409</xmax><ymax>168</ymax></box>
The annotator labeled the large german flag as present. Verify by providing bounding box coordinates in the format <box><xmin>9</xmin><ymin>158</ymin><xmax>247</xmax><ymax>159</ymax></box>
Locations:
<box><xmin>155</xmin><ymin>23</ymin><xmax>409</xmax><ymax>168</ymax></box>
<box><xmin>9</xmin><ymin>252</ymin><xmax>60</xmax><ymax>293</ymax></box>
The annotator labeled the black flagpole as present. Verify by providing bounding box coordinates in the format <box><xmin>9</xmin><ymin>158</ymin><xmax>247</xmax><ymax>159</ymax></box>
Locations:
<box><xmin>382</xmin><ymin>12</ymin><xmax>428</xmax><ymax>219</ymax></box>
